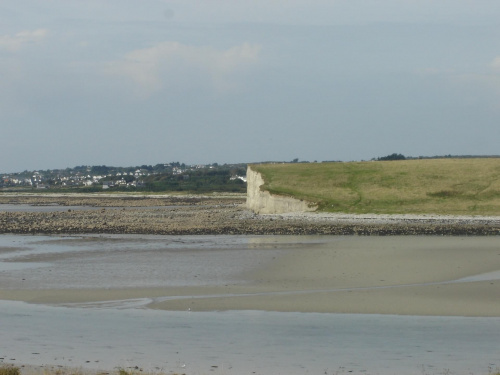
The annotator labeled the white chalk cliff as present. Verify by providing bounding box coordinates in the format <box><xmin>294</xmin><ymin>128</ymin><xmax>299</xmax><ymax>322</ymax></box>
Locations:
<box><xmin>246</xmin><ymin>165</ymin><xmax>317</xmax><ymax>214</ymax></box>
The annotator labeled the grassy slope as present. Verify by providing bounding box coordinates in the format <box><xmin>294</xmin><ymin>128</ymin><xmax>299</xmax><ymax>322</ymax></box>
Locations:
<box><xmin>251</xmin><ymin>159</ymin><xmax>500</xmax><ymax>215</ymax></box>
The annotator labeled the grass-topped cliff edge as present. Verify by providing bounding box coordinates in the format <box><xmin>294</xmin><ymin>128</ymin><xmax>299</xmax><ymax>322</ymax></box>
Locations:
<box><xmin>250</xmin><ymin>158</ymin><xmax>500</xmax><ymax>215</ymax></box>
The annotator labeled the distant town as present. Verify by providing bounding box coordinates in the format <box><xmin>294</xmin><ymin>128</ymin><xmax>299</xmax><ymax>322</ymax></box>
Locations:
<box><xmin>0</xmin><ymin>162</ymin><xmax>248</xmax><ymax>193</ymax></box>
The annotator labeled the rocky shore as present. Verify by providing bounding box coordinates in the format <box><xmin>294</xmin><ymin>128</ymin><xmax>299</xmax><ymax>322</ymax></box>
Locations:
<box><xmin>1</xmin><ymin>194</ymin><xmax>500</xmax><ymax>235</ymax></box>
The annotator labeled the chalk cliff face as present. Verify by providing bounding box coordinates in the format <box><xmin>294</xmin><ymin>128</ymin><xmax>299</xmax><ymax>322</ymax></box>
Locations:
<box><xmin>246</xmin><ymin>166</ymin><xmax>317</xmax><ymax>214</ymax></box>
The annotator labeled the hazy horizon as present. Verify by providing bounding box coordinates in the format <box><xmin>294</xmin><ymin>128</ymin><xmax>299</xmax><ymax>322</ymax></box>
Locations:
<box><xmin>2</xmin><ymin>1</ymin><xmax>500</xmax><ymax>172</ymax></box>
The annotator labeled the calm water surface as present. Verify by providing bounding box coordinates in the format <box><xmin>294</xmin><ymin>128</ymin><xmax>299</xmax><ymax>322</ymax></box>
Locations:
<box><xmin>1</xmin><ymin>301</ymin><xmax>499</xmax><ymax>375</ymax></box>
<box><xmin>0</xmin><ymin>234</ymin><xmax>499</xmax><ymax>375</ymax></box>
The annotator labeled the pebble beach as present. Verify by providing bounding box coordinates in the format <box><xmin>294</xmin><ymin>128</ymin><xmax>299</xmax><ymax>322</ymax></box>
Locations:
<box><xmin>1</xmin><ymin>194</ymin><xmax>499</xmax><ymax>235</ymax></box>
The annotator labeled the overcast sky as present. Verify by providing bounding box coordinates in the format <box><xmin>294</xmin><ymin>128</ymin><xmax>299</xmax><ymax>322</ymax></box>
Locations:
<box><xmin>1</xmin><ymin>0</ymin><xmax>500</xmax><ymax>172</ymax></box>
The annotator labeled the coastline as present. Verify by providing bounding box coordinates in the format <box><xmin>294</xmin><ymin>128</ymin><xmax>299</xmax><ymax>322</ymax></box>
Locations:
<box><xmin>1</xmin><ymin>196</ymin><xmax>499</xmax><ymax>374</ymax></box>
<box><xmin>1</xmin><ymin>194</ymin><xmax>499</xmax><ymax>316</ymax></box>
<box><xmin>1</xmin><ymin>194</ymin><xmax>499</xmax><ymax>235</ymax></box>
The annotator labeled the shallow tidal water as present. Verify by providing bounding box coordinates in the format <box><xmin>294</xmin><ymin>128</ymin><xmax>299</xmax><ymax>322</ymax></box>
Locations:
<box><xmin>1</xmin><ymin>300</ymin><xmax>499</xmax><ymax>375</ymax></box>
<box><xmin>0</xmin><ymin>234</ymin><xmax>300</xmax><ymax>288</ymax></box>
<box><xmin>0</xmin><ymin>234</ymin><xmax>499</xmax><ymax>375</ymax></box>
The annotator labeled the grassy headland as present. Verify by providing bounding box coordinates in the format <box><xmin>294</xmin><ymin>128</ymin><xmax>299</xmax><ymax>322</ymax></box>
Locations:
<box><xmin>251</xmin><ymin>158</ymin><xmax>500</xmax><ymax>215</ymax></box>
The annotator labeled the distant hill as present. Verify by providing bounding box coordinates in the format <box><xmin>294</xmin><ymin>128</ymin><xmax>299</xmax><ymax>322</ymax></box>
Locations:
<box><xmin>250</xmin><ymin>158</ymin><xmax>500</xmax><ymax>215</ymax></box>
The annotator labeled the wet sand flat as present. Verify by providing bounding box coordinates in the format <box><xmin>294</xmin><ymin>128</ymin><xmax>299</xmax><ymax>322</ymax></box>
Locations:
<box><xmin>0</xmin><ymin>235</ymin><xmax>499</xmax><ymax>316</ymax></box>
<box><xmin>149</xmin><ymin>236</ymin><xmax>500</xmax><ymax>316</ymax></box>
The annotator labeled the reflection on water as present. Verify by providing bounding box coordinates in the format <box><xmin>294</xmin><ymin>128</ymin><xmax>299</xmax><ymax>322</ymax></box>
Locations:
<box><xmin>1</xmin><ymin>300</ymin><xmax>499</xmax><ymax>375</ymax></box>
<box><xmin>0</xmin><ymin>234</ymin><xmax>292</xmax><ymax>289</ymax></box>
<box><xmin>2</xmin><ymin>234</ymin><xmax>498</xmax><ymax>291</ymax></box>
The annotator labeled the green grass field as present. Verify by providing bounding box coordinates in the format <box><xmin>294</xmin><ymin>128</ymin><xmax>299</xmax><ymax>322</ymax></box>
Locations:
<box><xmin>250</xmin><ymin>158</ymin><xmax>500</xmax><ymax>215</ymax></box>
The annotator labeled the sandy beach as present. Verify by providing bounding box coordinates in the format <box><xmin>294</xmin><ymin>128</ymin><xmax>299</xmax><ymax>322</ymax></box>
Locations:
<box><xmin>149</xmin><ymin>236</ymin><xmax>500</xmax><ymax>316</ymax></box>
<box><xmin>0</xmin><ymin>234</ymin><xmax>498</xmax><ymax>317</ymax></box>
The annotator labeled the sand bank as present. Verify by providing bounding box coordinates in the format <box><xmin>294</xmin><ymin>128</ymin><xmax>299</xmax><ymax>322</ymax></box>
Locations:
<box><xmin>148</xmin><ymin>236</ymin><xmax>500</xmax><ymax>316</ymax></box>
<box><xmin>1</xmin><ymin>236</ymin><xmax>498</xmax><ymax>316</ymax></box>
